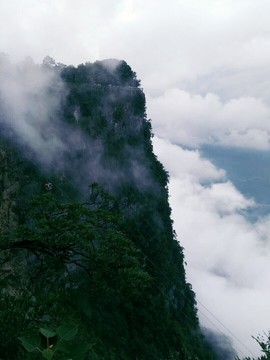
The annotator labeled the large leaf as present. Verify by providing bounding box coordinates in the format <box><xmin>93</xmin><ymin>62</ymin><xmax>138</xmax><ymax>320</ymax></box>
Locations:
<box><xmin>57</xmin><ymin>323</ymin><xmax>78</xmax><ymax>341</ymax></box>
<box><xmin>42</xmin><ymin>348</ymin><xmax>54</xmax><ymax>360</ymax></box>
<box><xmin>39</xmin><ymin>327</ymin><xmax>56</xmax><ymax>338</ymax></box>
<box><xmin>18</xmin><ymin>333</ymin><xmax>40</xmax><ymax>352</ymax></box>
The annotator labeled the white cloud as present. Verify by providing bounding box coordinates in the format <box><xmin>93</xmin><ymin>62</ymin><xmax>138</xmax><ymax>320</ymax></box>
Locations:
<box><xmin>152</xmin><ymin>137</ymin><xmax>225</xmax><ymax>181</ymax></box>
<box><xmin>149</xmin><ymin>90</ymin><xmax>270</xmax><ymax>150</ymax></box>
<box><xmin>2</xmin><ymin>0</ymin><xmax>270</xmax><ymax>91</ymax></box>
<box><xmin>154</xmin><ymin>137</ymin><xmax>270</xmax><ymax>356</ymax></box>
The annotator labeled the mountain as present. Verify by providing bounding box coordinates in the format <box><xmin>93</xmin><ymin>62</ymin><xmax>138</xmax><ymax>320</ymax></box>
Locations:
<box><xmin>0</xmin><ymin>56</ymin><xmax>218</xmax><ymax>359</ymax></box>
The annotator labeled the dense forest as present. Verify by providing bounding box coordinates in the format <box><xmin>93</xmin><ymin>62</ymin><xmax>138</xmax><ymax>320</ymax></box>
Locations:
<box><xmin>0</xmin><ymin>56</ymin><xmax>231</xmax><ymax>359</ymax></box>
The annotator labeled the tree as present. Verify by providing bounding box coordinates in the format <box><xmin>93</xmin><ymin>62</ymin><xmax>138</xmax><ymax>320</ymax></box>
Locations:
<box><xmin>0</xmin><ymin>184</ymin><xmax>151</xmax><ymax>359</ymax></box>
<box><xmin>236</xmin><ymin>334</ymin><xmax>270</xmax><ymax>360</ymax></box>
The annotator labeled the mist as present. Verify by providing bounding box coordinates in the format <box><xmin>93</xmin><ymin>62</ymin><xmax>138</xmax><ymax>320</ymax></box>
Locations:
<box><xmin>0</xmin><ymin>56</ymin><xmax>155</xmax><ymax>198</ymax></box>
<box><xmin>203</xmin><ymin>328</ymin><xmax>237</xmax><ymax>360</ymax></box>
<box><xmin>0</xmin><ymin>55</ymin><xmax>68</xmax><ymax>166</ymax></box>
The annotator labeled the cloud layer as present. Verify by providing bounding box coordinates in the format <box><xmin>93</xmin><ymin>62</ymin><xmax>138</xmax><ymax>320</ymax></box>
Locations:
<box><xmin>153</xmin><ymin>137</ymin><xmax>270</xmax><ymax>356</ymax></box>
<box><xmin>149</xmin><ymin>90</ymin><xmax>270</xmax><ymax>150</ymax></box>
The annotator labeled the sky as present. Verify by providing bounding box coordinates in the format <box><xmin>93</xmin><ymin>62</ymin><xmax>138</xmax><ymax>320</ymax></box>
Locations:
<box><xmin>1</xmin><ymin>0</ymin><xmax>270</xmax><ymax>357</ymax></box>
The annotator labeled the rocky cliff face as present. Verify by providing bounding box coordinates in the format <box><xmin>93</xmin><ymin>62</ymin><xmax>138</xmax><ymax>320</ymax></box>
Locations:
<box><xmin>0</xmin><ymin>58</ymin><xmax>218</xmax><ymax>360</ymax></box>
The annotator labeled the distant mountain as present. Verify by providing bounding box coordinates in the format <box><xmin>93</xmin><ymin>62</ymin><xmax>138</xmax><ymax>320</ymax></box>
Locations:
<box><xmin>0</xmin><ymin>57</ymin><xmax>219</xmax><ymax>359</ymax></box>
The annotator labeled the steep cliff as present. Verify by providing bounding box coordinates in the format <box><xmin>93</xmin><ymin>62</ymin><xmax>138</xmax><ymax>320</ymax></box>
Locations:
<box><xmin>0</xmin><ymin>58</ymin><xmax>217</xmax><ymax>359</ymax></box>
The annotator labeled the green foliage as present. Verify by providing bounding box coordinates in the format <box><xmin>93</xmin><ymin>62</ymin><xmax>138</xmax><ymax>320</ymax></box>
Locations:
<box><xmin>236</xmin><ymin>333</ymin><xmax>270</xmax><ymax>359</ymax></box>
<box><xmin>19</xmin><ymin>333</ymin><xmax>41</xmax><ymax>352</ymax></box>
<box><xmin>19</xmin><ymin>323</ymin><xmax>92</xmax><ymax>359</ymax></box>
<box><xmin>0</xmin><ymin>59</ymin><xmax>219</xmax><ymax>360</ymax></box>
<box><xmin>0</xmin><ymin>187</ymin><xmax>153</xmax><ymax>359</ymax></box>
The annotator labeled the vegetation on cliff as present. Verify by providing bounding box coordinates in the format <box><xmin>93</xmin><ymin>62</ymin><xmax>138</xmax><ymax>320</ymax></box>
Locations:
<box><xmin>0</xmin><ymin>57</ymin><xmax>218</xmax><ymax>359</ymax></box>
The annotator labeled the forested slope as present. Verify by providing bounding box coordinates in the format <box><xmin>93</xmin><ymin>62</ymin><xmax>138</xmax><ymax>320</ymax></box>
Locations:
<box><xmin>0</xmin><ymin>57</ymin><xmax>218</xmax><ymax>359</ymax></box>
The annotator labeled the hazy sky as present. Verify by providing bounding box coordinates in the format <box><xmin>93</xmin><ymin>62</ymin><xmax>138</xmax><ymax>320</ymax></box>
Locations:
<box><xmin>2</xmin><ymin>0</ymin><xmax>270</xmax><ymax>357</ymax></box>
